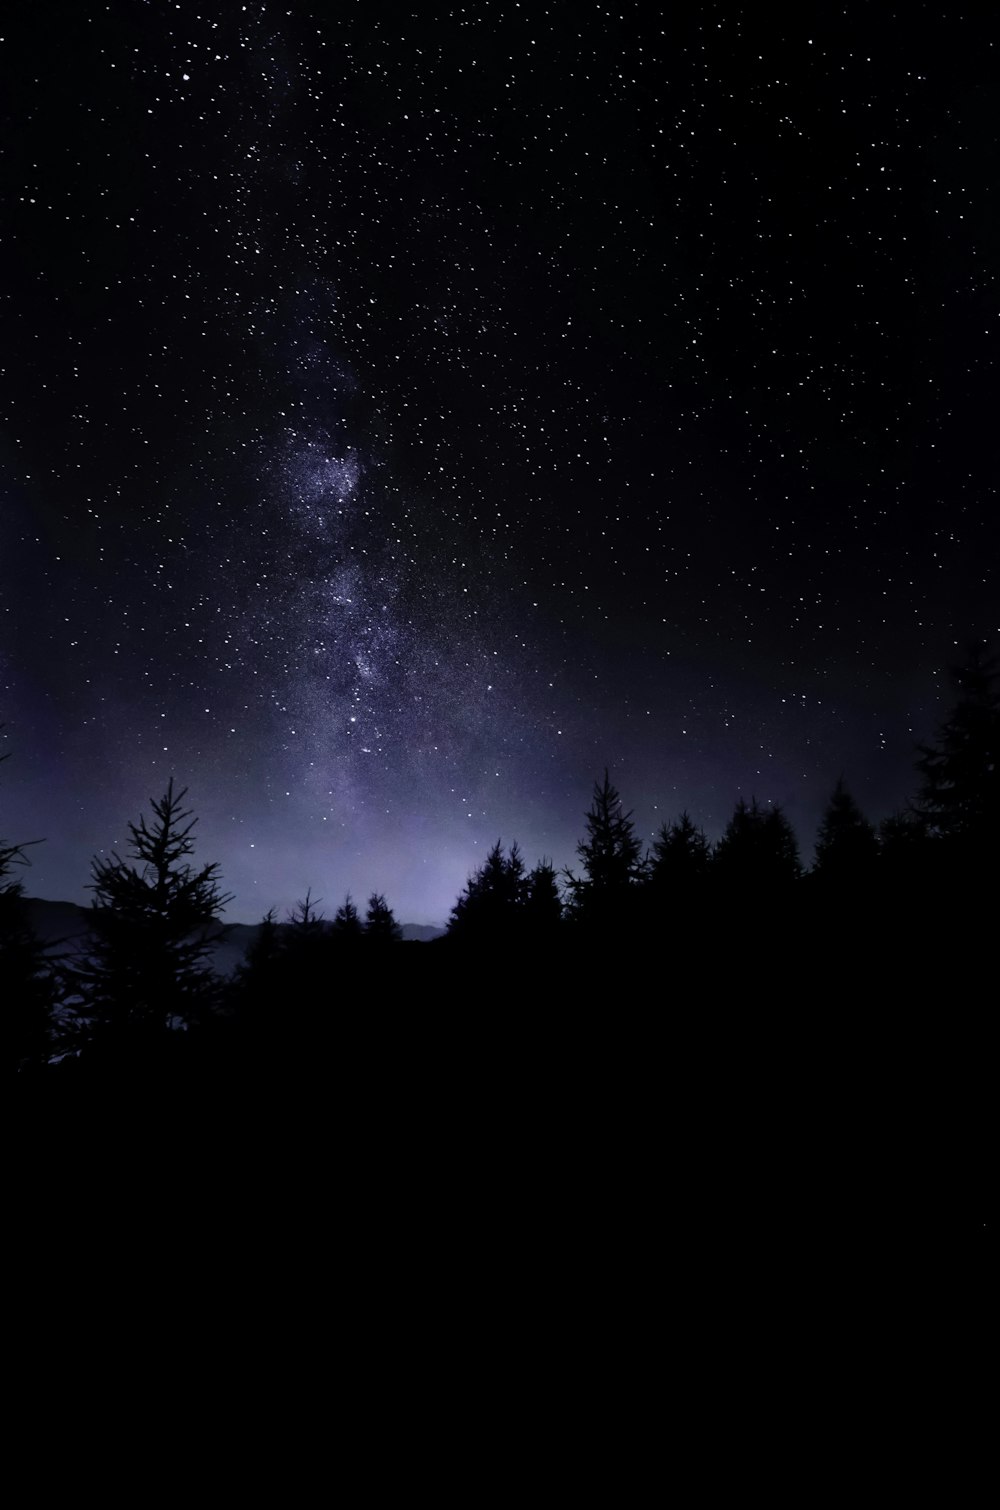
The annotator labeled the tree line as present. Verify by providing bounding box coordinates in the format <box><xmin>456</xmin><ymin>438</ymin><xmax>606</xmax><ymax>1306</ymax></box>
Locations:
<box><xmin>4</xmin><ymin>640</ymin><xmax>998</xmax><ymax>1077</ymax></box>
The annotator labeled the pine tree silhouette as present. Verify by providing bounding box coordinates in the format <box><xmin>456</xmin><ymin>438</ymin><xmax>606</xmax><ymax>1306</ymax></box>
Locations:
<box><xmin>247</xmin><ymin>907</ymin><xmax>282</xmax><ymax>971</ymax></box>
<box><xmin>914</xmin><ymin>641</ymin><xmax>1000</xmax><ymax>866</ymax></box>
<box><xmin>289</xmin><ymin>890</ymin><xmax>324</xmax><ymax>934</ymax></box>
<box><xmin>525</xmin><ymin>860</ymin><xmax>563</xmax><ymax>937</ymax></box>
<box><xmin>713</xmin><ymin>797</ymin><xmax>801</xmax><ymax>892</ymax></box>
<box><xmin>813</xmin><ymin>778</ymin><xmax>878</xmax><ymax>885</ymax></box>
<box><xmin>365</xmin><ymin>893</ymin><xmax>402</xmax><ymax>944</ymax></box>
<box><xmin>70</xmin><ymin>780</ymin><xmax>232</xmax><ymax>1054</ymax></box>
<box><xmin>565</xmin><ymin>771</ymin><xmax>644</xmax><ymax>927</ymax></box>
<box><xmin>448</xmin><ymin>840</ymin><xmax>527</xmax><ymax>941</ymax></box>
<box><xmin>283</xmin><ymin>889</ymin><xmax>329</xmax><ymax>971</ymax></box>
<box><xmin>332</xmin><ymin>893</ymin><xmax>364</xmax><ymax>942</ymax></box>
<box><xmin>649</xmin><ymin>812</ymin><xmax>711</xmax><ymax>893</ymax></box>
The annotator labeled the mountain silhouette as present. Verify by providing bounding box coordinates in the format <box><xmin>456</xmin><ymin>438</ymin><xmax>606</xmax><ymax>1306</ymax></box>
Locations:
<box><xmin>23</xmin><ymin>897</ymin><xmax>443</xmax><ymax>975</ymax></box>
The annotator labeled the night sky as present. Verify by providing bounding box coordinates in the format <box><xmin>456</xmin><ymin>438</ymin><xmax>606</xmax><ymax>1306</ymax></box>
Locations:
<box><xmin>2</xmin><ymin>3</ymin><xmax>996</xmax><ymax>926</ymax></box>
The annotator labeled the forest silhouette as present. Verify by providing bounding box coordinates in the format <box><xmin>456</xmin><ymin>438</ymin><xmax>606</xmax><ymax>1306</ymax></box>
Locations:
<box><xmin>4</xmin><ymin>643</ymin><xmax>997</xmax><ymax>1228</ymax></box>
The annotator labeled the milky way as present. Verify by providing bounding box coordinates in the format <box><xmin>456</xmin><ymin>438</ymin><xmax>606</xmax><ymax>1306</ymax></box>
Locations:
<box><xmin>2</xmin><ymin>4</ymin><xmax>996</xmax><ymax>923</ymax></box>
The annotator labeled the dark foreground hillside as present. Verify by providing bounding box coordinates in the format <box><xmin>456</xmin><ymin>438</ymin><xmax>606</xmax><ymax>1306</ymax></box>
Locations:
<box><xmin>8</xmin><ymin>643</ymin><xmax>997</xmax><ymax>1232</ymax></box>
<box><xmin>15</xmin><ymin>900</ymin><xmax>991</xmax><ymax>1236</ymax></box>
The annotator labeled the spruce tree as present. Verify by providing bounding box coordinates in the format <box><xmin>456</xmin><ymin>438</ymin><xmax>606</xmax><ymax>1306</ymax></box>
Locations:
<box><xmin>289</xmin><ymin>890</ymin><xmax>324</xmax><ymax>935</ymax></box>
<box><xmin>914</xmin><ymin>641</ymin><xmax>1000</xmax><ymax>862</ymax></box>
<box><xmin>712</xmin><ymin>797</ymin><xmax>801</xmax><ymax>891</ymax></box>
<box><xmin>283</xmin><ymin>890</ymin><xmax>329</xmax><ymax>969</ymax></box>
<box><xmin>565</xmin><ymin>770</ymin><xmax>644</xmax><ymax>925</ymax></box>
<box><xmin>332</xmin><ymin>893</ymin><xmax>364</xmax><ymax>942</ymax></box>
<box><xmin>71</xmin><ymin>780</ymin><xmax>231</xmax><ymax>1051</ymax></box>
<box><xmin>365</xmin><ymin>893</ymin><xmax>402</xmax><ymax>944</ymax></box>
<box><xmin>525</xmin><ymin>860</ymin><xmax>563</xmax><ymax>937</ymax></box>
<box><xmin>448</xmin><ymin>840</ymin><xmax>527</xmax><ymax>940</ymax></box>
<box><xmin>276</xmin><ymin>890</ymin><xmax>331</xmax><ymax>1018</ymax></box>
<box><xmin>247</xmin><ymin>907</ymin><xmax>282</xmax><ymax>971</ymax></box>
<box><xmin>649</xmin><ymin>812</ymin><xmax>711</xmax><ymax>893</ymax></box>
<box><xmin>813</xmin><ymin>778</ymin><xmax>878</xmax><ymax>885</ymax></box>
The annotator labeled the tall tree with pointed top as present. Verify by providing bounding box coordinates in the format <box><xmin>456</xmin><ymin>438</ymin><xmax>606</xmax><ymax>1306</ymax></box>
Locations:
<box><xmin>524</xmin><ymin>859</ymin><xmax>564</xmax><ymax>938</ymax></box>
<box><xmin>913</xmin><ymin>641</ymin><xmax>1000</xmax><ymax>863</ymax></box>
<box><xmin>649</xmin><ymin>812</ymin><xmax>711</xmax><ymax>894</ymax></box>
<box><xmin>565</xmin><ymin>771</ymin><xmax>644</xmax><ymax>925</ymax></box>
<box><xmin>71</xmin><ymin>780</ymin><xmax>232</xmax><ymax>1051</ymax></box>
<box><xmin>332</xmin><ymin>892</ymin><xmax>364</xmax><ymax>942</ymax></box>
<box><xmin>365</xmin><ymin>892</ymin><xmax>402</xmax><ymax>944</ymax></box>
<box><xmin>712</xmin><ymin>797</ymin><xmax>801</xmax><ymax>892</ymax></box>
<box><xmin>448</xmin><ymin>840</ymin><xmax>527</xmax><ymax>941</ymax></box>
<box><xmin>812</xmin><ymin>777</ymin><xmax>878</xmax><ymax>885</ymax></box>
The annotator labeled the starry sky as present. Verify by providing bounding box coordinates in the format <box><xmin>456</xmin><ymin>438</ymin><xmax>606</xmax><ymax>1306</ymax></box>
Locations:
<box><xmin>2</xmin><ymin>3</ymin><xmax>996</xmax><ymax>925</ymax></box>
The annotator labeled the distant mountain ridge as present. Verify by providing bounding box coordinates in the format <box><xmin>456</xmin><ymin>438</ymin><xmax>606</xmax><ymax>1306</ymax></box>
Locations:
<box><xmin>22</xmin><ymin>897</ymin><xmax>444</xmax><ymax>974</ymax></box>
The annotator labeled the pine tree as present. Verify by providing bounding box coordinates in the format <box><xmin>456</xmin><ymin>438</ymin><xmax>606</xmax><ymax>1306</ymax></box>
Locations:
<box><xmin>567</xmin><ymin>779</ymin><xmax>646</xmax><ymax>930</ymax></box>
<box><xmin>913</xmin><ymin>641</ymin><xmax>1000</xmax><ymax>862</ymax></box>
<box><xmin>649</xmin><ymin>812</ymin><xmax>711</xmax><ymax>893</ymax></box>
<box><xmin>247</xmin><ymin>907</ymin><xmax>282</xmax><ymax>971</ymax></box>
<box><xmin>712</xmin><ymin>797</ymin><xmax>801</xmax><ymax>891</ymax></box>
<box><xmin>365</xmin><ymin>893</ymin><xmax>402</xmax><ymax>944</ymax></box>
<box><xmin>332</xmin><ymin>893</ymin><xmax>364</xmax><ymax>942</ymax></box>
<box><xmin>283</xmin><ymin>889</ymin><xmax>329</xmax><ymax>971</ymax></box>
<box><xmin>289</xmin><ymin>889</ymin><xmax>324</xmax><ymax>935</ymax></box>
<box><xmin>448</xmin><ymin>840</ymin><xmax>527</xmax><ymax>940</ymax></box>
<box><xmin>524</xmin><ymin>860</ymin><xmax>563</xmax><ymax>937</ymax></box>
<box><xmin>576</xmin><ymin>771</ymin><xmax>644</xmax><ymax>890</ymax></box>
<box><xmin>271</xmin><ymin>889</ymin><xmax>332</xmax><ymax>1022</ymax></box>
<box><xmin>71</xmin><ymin>780</ymin><xmax>232</xmax><ymax>1052</ymax></box>
<box><xmin>812</xmin><ymin>778</ymin><xmax>878</xmax><ymax>884</ymax></box>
